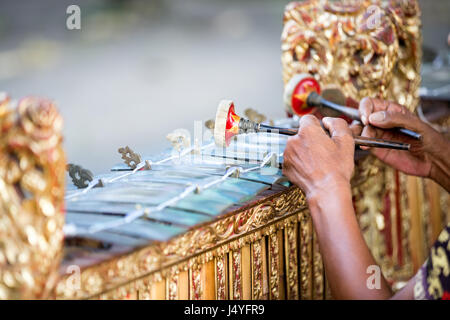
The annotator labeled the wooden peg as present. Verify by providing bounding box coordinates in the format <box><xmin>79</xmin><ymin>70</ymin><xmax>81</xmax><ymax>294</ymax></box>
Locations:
<box><xmin>244</xmin><ymin>108</ymin><xmax>267</xmax><ymax>123</ymax></box>
<box><xmin>166</xmin><ymin>129</ymin><xmax>191</xmax><ymax>152</ymax></box>
<box><xmin>205</xmin><ymin>119</ymin><xmax>215</xmax><ymax>134</ymax></box>
<box><xmin>66</xmin><ymin>163</ymin><xmax>94</xmax><ymax>189</ymax></box>
<box><xmin>118</xmin><ymin>146</ymin><xmax>142</xmax><ymax>169</ymax></box>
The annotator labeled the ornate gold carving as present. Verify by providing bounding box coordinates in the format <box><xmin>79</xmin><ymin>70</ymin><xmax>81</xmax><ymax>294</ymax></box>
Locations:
<box><xmin>55</xmin><ymin>244</ymin><xmax>164</xmax><ymax>299</ymax></box>
<box><xmin>299</xmin><ymin>211</ymin><xmax>313</xmax><ymax>299</ymax></box>
<box><xmin>399</xmin><ymin>172</ymin><xmax>413</xmax><ymax>273</ymax></box>
<box><xmin>135</xmin><ymin>274</ymin><xmax>157</xmax><ymax>300</ymax></box>
<box><xmin>55</xmin><ymin>187</ymin><xmax>307</xmax><ymax>299</ymax></box>
<box><xmin>0</xmin><ymin>94</ymin><xmax>65</xmax><ymax>299</ymax></box>
<box><xmin>251</xmin><ymin>240</ymin><xmax>263</xmax><ymax>300</ymax></box>
<box><xmin>98</xmin><ymin>282</ymin><xmax>137</xmax><ymax>300</ymax></box>
<box><xmin>281</xmin><ymin>0</ymin><xmax>421</xmax><ymax>111</ymax></box>
<box><xmin>162</xmin><ymin>187</ymin><xmax>306</xmax><ymax>261</ymax></box>
<box><xmin>167</xmin><ymin>268</ymin><xmax>178</xmax><ymax>300</ymax></box>
<box><xmin>269</xmin><ymin>232</ymin><xmax>280</xmax><ymax>299</ymax></box>
<box><xmin>354</xmin><ymin>161</ymin><xmax>390</xmax><ymax>276</ymax></box>
<box><xmin>285</xmin><ymin>222</ymin><xmax>299</xmax><ymax>299</ymax></box>
<box><xmin>312</xmin><ymin>230</ymin><xmax>324</xmax><ymax>300</ymax></box>
<box><xmin>190</xmin><ymin>266</ymin><xmax>202</xmax><ymax>300</ymax></box>
<box><xmin>216</xmin><ymin>255</ymin><xmax>227</xmax><ymax>300</ymax></box>
<box><xmin>231</xmin><ymin>250</ymin><xmax>242</xmax><ymax>300</ymax></box>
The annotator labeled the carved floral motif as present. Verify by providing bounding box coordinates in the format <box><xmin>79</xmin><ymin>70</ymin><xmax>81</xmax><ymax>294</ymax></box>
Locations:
<box><xmin>0</xmin><ymin>94</ymin><xmax>66</xmax><ymax>299</ymax></box>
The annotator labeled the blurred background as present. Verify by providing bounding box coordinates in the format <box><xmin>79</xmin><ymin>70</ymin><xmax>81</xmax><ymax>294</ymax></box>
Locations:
<box><xmin>0</xmin><ymin>0</ymin><xmax>449</xmax><ymax>174</ymax></box>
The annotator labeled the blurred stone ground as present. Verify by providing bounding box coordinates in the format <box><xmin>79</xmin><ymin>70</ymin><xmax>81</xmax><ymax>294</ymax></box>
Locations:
<box><xmin>0</xmin><ymin>0</ymin><xmax>448</xmax><ymax>175</ymax></box>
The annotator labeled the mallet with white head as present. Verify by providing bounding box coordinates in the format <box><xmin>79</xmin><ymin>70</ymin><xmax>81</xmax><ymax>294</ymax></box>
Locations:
<box><xmin>213</xmin><ymin>99</ymin><xmax>411</xmax><ymax>150</ymax></box>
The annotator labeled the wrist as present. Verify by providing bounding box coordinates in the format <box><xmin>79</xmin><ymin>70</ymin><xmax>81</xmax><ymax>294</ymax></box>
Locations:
<box><xmin>305</xmin><ymin>174</ymin><xmax>352</xmax><ymax>209</ymax></box>
<box><xmin>428</xmin><ymin>134</ymin><xmax>450</xmax><ymax>190</ymax></box>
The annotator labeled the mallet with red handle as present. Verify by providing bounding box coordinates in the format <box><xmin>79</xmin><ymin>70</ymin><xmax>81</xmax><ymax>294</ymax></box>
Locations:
<box><xmin>283</xmin><ymin>74</ymin><xmax>422</xmax><ymax>140</ymax></box>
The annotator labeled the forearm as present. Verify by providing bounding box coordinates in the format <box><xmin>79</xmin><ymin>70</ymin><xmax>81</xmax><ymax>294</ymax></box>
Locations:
<box><xmin>429</xmin><ymin>134</ymin><xmax>450</xmax><ymax>192</ymax></box>
<box><xmin>306</xmin><ymin>179</ymin><xmax>392</xmax><ymax>299</ymax></box>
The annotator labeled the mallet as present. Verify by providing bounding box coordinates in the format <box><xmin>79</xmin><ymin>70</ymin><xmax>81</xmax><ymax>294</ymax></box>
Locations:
<box><xmin>283</xmin><ymin>74</ymin><xmax>422</xmax><ymax>140</ymax></box>
<box><xmin>214</xmin><ymin>100</ymin><xmax>410</xmax><ymax>150</ymax></box>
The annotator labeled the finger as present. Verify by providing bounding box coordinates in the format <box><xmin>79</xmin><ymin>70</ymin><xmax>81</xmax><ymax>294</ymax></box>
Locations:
<box><xmin>361</xmin><ymin>123</ymin><xmax>383</xmax><ymax>138</ymax></box>
<box><xmin>322</xmin><ymin>117</ymin><xmax>352</xmax><ymax>138</ymax></box>
<box><xmin>359</xmin><ymin>98</ymin><xmax>404</xmax><ymax>125</ymax></box>
<box><xmin>349</xmin><ymin>120</ymin><xmax>363</xmax><ymax>136</ymax></box>
<box><xmin>359</xmin><ymin>97</ymin><xmax>374</xmax><ymax>126</ymax></box>
<box><xmin>359</xmin><ymin>125</ymin><xmax>378</xmax><ymax>150</ymax></box>
<box><xmin>322</xmin><ymin>117</ymin><xmax>354</xmax><ymax>149</ymax></box>
<box><xmin>282</xmin><ymin>137</ymin><xmax>294</xmax><ymax>173</ymax></box>
<box><xmin>368</xmin><ymin>109</ymin><xmax>423</xmax><ymax>132</ymax></box>
<box><xmin>299</xmin><ymin>114</ymin><xmax>321</xmax><ymax>129</ymax></box>
<box><xmin>298</xmin><ymin>114</ymin><xmax>323</xmax><ymax>136</ymax></box>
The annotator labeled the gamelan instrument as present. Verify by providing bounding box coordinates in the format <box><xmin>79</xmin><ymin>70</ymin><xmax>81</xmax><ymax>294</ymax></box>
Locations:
<box><xmin>283</xmin><ymin>73</ymin><xmax>422</xmax><ymax>141</ymax></box>
<box><xmin>1</xmin><ymin>0</ymin><xmax>448</xmax><ymax>301</ymax></box>
<box><xmin>213</xmin><ymin>99</ymin><xmax>411</xmax><ymax>150</ymax></box>
<box><xmin>61</xmin><ymin>125</ymin><xmax>306</xmax><ymax>300</ymax></box>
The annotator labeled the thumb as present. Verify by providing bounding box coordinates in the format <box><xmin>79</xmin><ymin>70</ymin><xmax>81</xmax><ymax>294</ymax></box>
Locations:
<box><xmin>368</xmin><ymin>110</ymin><xmax>423</xmax><ymax>132</ymax></box>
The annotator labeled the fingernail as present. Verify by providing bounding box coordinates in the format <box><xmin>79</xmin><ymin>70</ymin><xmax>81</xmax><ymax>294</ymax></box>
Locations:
<box><xmin>361</xmin><ymin>115</ymin><xmax>367</xmax><ymax>125</ymax></box>
<box><xmin>369</xmin><ymin>111</ymin><xmax>385</xmax><ymax>123</ymax></box>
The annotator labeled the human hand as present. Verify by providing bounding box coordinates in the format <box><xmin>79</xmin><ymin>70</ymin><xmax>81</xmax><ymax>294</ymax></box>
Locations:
<box><xmin>356</xmin><ymin>97</ymin><xmax>450</xmax><ymax>189</ymax></box>
<box><xmin>283</xmin><ymin>115</ymin><xmax>355</xmax><ymax>201</ymax></box>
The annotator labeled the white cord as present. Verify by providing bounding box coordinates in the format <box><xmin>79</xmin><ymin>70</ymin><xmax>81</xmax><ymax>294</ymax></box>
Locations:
<box><xmin>64</xmin><ymin>144</ymin><xmax>278</xmax><ymax>237</ymax></box>
<box><xmin>63</xmin><ymin>143</ymin><xmax>215</xmax><ymax>200</ymax></box>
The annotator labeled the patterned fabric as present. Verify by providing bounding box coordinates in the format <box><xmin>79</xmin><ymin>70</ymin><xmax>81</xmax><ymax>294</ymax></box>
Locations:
<box><xmin>414</xmin><ymin>223</ymin><xmax>450</xmax><ymax>300</ymax></box>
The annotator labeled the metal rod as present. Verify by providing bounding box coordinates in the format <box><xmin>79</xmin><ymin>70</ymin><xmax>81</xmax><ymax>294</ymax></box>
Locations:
<box><xmin>353</xmin><ymin>137</ymin><xmax>409</xmax><ymax>150</ymax></box>
<box><xmin>258</xmin><ymin>124</ymin><xmax>410</xmax><ymax>150</ymax></box>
